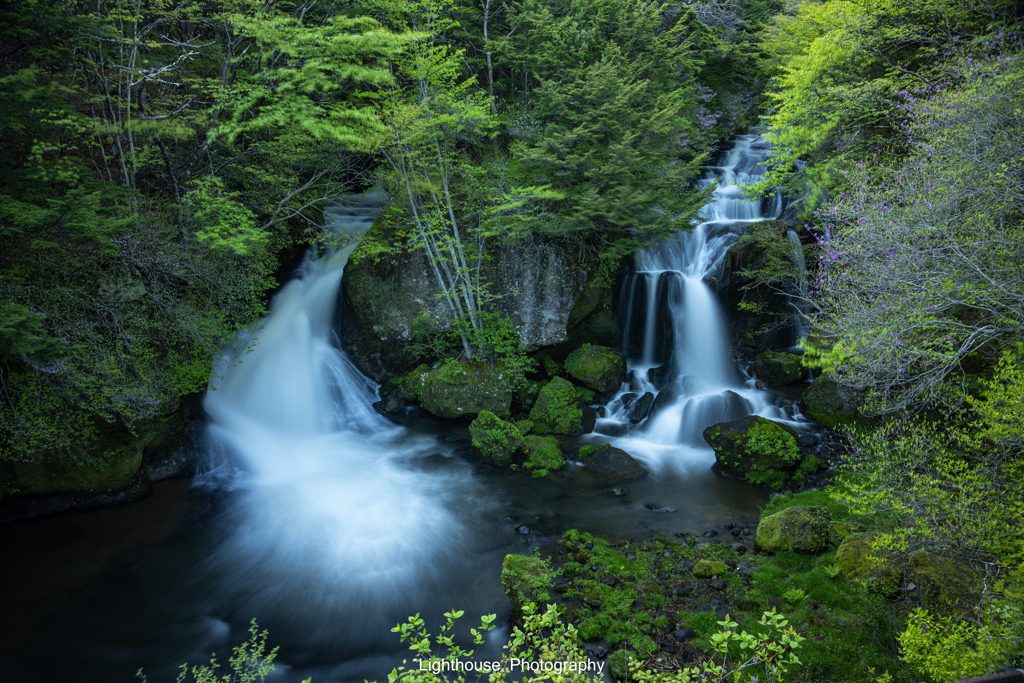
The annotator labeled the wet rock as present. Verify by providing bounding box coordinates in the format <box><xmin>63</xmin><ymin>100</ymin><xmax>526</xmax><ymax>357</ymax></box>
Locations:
<box><xmin>710</xmin><ymin>579</ymin><xmax>726</xmax><ymax>591</ymax></box>
<box><xmin>578</xmin><ymin>444</ymin><xmax>646</xmax><ymax>481</ymax></box>
<box><xmin>630</xmin><ymin>391</ymin><xmax>655</xmax><ymax>422</ymax></box>
<box><xmin>647</xmin><ymin>364</ymin><xmax>670</xmax><ymax>388</ymax></box>
<box><xmin>754</xmin><ymin>351</ymin><xmax>805</xmax><ymax>387</ymax></box>
<box><xmin>529</xmin><ymin>377</ymin><xmax>592</xmax><ymax>435</ymax></box>
<box><xmin>755</xmin><ymin>506</ymin><xmax>833</xmax><ymax>554</ymax></box>
<box><xmin>704</xmin><ymin>415</ymin><xmax>801</xmax><ymax>485</ymax></box>
<box><xmin>731</xmin><ymin>542</ymin><xmax>747</xmax><ymax>554</ymax></box>
<box><xmin>620</xmin><ymin>392</ymin><xmax>638</xmax><ymax>408</ymax></box>
<box><xmin>671</xmin><ymin>628</ymin><xmax>697</xmax><ymax>641</ymax></box>
<box><xmin>516</xmin><ymin>525</ymin><xmax>531</xmax><ymax>535</ymax></box>
<box><xmin>564</xmin><ymin>344</ymin><xmax>627</xmax><ymax>393</ymax></box>
<box><xmin>420</xmin><ymin>362</ymin><xmax>513</xmax><ymax>419</ymax></box>
<box><xmin>611</xmin><ymin>487</ymin><xmax>628</xmax><ymax>496</ymax></box>
<box><xmin>469</xmin><ymin>410</ymin><xmax>522</xmax><ymax>466</ymax></box>
<box><xmin>797</xmin><ymin>433</ymin><xmax>818</xmax><ymax>448</ymax></box>
<box><xmin>646</xmin><ymin>384</ymin><xmax>680</xmax><ymax>422</ymax></box>
<box><xmin>704</xmin><ymin>530</ymin><xmax>719</xmax><ymax>537</ymax></box>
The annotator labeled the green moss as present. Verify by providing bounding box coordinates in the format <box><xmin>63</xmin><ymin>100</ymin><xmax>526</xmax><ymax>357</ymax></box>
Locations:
<box><xmin>564</xmin><ymin>343</ymin><xmax>627</xmax><ymax>392</ymax></box>
<box><xmin>835</xmin><ymin>533</ymin><xmax>902</xmax><ymax>597</ymax></box>
<box><xmin>755</xmin><ymin>351</ymin><xmax>805</xmax><ymax>386</ymax></box>
<box><xmin>420</xmin><ymin>360</ymin><xmax>513</xmax><ymax>419</ymax></box>
<box><xmin>541</xmin><ymin>354</ymin><xmax>561</xmax><ymax>378</ymax></box>
<box><xmin>575</xmin><ymin>385</ymin><xmax>596</xmax><ymax>403</ymax></box>
<box><xmin>755</xmin><ymin>505</ymin><xmax>834</xmax><ymax>554</ymax></box>
<box><xmin>515</xmin><ymin>419</ymin><xmax>534</xmax><ymax>435</ymax></box>
<box><xmin>529</xmin><ymin>376</ymin><xmax>585</xmax><ymax>435</ymax></box>
<box><xmin>501</xmin><ymin>554</ymin><xmax>552</xmax><ymax>622</ymax></box>
<box><xmin>909</xmin><ymin>552</ymin><xmax>979</xmax><ymax>612</ymax></box>
<box><xmin>692</xmin><ymin>559</ymin><xmax>729</xmax><ymax>578</ymax></box>
<box><xmin>469</xmin><ymin>410</ymin><xmax>522</xmax><ymax>466</ymax></box>
<box><xmin>522</xmin><ymin>435</ymin><xmax>564</xmax><ymax>475</ymax></box>
<box><xmin>704</xmin><ymin>415</ymin><xmax>802</xmax><ymax>487</ymax></box>
<box><xmin>579</xmin><ymin>444</ymin><xmax>597</xmax><ymax>458</ymax></box>
<box><xmin>763</xmin><ymin>488</ymin><xmax>853</xmax><ymax>521</ymax></box>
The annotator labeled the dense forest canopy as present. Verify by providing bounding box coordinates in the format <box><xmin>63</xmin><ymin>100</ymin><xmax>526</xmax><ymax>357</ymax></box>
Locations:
<box><xmin>2</xmin><ymin>0</ymin><xmax>1024</xmax><ymax>679</ymax></box>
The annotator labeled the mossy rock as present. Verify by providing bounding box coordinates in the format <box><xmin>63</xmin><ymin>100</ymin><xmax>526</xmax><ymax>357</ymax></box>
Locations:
<box><xmin>802</xmin><ymin>375</ymin><xmax>870</xmax><ymax>429</ymax></box>
<box><xmin>501</xmin><ymin>554</ymin><xmax>552</xmax><ymax>622</ymax></box>
<box><xmin>380</xmin><ymin>364</ymin><xmax>431</xmax><ymax>407</ymax></box>
<box><xmin>522</xmin><ymin>435</ymin><xmax>563</xmax><ymax>474</ymax></box>
<box><xmin>419</xmin><ymin>361</ymin><xmax>512</xmax><ymax>419</ymax></box>
<box><xmin>579</xmin><ymin>444</ymin><xmax>645</xmax><ymax>481</ymax></box>
<box><xmin>754</xmin><ymin>351</ymin><xmax>805</xmax><ymax>387</ymax></box>
<box><xmin>515</xmin><ymin>419</ymin><xmax>534</xmax><ymax>435</ymax></box>
<box><xmin>564</xmin><ymin>343</ymin><xmax>627</xmax><ymax>392</ymax></box>
<box><xmin>513</xmin><ymin>378</ymin><xmax>543</xmax><ymax>411</ymax></box>
<box><xmin>469</xmin><ymin>411</ymin><xmax>522</xmax><ymax>466</ymax></box>
<box><xmin>693</xmin><ymin>559</ymin><xmax>729</xmax><ymax>578</ymax></box>
<box><xmin>704</xmin><ymin>416</ymin><xmax>800</xmax><ymax>486</ymax></box>
<box><xmin>541</xmin><ymin>355</ymin><xmax>561</xmax><ymax>378</ymax></box>
<box><xmin>755</xmin><ymin>505</ymin><xmax>834</xmax><ymax>554</ymax></box>
<box><xmin>529</xmin><ymin>376</ymin><xmax>589</xmax><ymax>435</ymax></box>
<box><xmin>835</xmin><ymin>533</ymin><xmax>902</xmax><ymax>596</ymax></box>
<box><xmin>910</xmin><ymin>552</ymin><xmax>979</xmax><ymax>612</ymax></box>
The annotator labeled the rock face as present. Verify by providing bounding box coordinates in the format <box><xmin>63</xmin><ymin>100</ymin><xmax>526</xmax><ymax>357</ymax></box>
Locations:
<box><xmin>529</xmin><ymin>377</ymin><xmax>592</xmax><ymax>435</ymax></box>
<box><xmin>755</xmin><ymin>505</ymin><xmax>833</xmax><ymax>553</ymax></box>
<box><xmin>835</xmin><ymin>533</ymin><xmax>901</xmax><ymax>596</ymax></box>
<box><xmin>469</xmin><ymin>411</ymin><xmax>523</xmax><ymax>466</ymax></box>
<box><xmin>501</xmin><ymin>554</ymin><xmax>552</xmax><ymax>622</ymax></box>
<box><xmin>704</xmin><ymin>416</ymin><xmax>800</xmax><ymax>482</ymax></box>
<box><xmin>802</xmin><ymin>375</ymin><xmax>867</xmax><ymax>428</ymax></box>
<box><xmin>343</xmin><ymin>208</ymin><xmax>609</xmax><ymax>377</ymax></box>
<box><xmin>754</xmin><ymin>351</ymin><xmax>804</xmax><ymax>386</ymax></box>
<box><xmin>564</xmin><ymin>344</ymin><xmax>627</xmax><ymax>392</ymax></box>
<box><xmin>419</xmin><ymin>361</ymin><xmax>512</xmax><ymax>419</ymax></box>
<box><xmin>522</xmin><ymin>436</ymin><xmax>564</xmax><ymax>474</ymax></box>
<box><xmin>579</xmin><ymin>444</ymin><xmax>645</xmax><ymax>480</ymax></box>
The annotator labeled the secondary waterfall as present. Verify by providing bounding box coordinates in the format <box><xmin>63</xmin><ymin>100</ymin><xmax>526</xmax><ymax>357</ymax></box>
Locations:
<box><xmin>200</xmin><ymin>193</ymin><xmax>467</xmax><ymax>620</ymax></box>
<box><xmin>596</xmin><ymin>135</ymin><xmax>797</xmax><ymax>468</ymax></box>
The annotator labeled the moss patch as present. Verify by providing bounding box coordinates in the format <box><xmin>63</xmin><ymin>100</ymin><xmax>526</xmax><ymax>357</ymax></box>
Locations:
<box><xmin>522</xmin><ymin>435</ymin><xmax>564</xmax><ymax>477</ymax></box>
<box><xmin>469</xmin><ymin>410</ymin><xmax>522</xmax><ymax>466</ymax></box>
<box><xmin>756</xmin><ymin>505</ymin><xmax>834</xmax><ymax>554</ymax></box>
<box><xmin>529</xmin><ymin>376</ymin><xmax>586</xmax><ymax>435</ymax></box>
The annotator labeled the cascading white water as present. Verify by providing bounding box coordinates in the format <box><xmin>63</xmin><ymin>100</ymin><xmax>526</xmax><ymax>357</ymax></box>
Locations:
<box><xmin>787</xmin><ymin>228</ymin><xmax>810</xmax><ymax>345</ymax></box>
<box><xmin>597</xmin><ymin>135</ymin><xmax>798</xmax><ymax>468</ymax></box>
<box><xmin>201</xmin><ymin>192</ymin><xmax>467</xmax><ymax>615</ymax></box>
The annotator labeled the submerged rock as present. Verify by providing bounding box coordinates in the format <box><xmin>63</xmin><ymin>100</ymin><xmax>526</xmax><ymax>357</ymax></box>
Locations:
<box><xmin>754</xmin><ymin>351</ymin><xmax>804</xmax><ymax>387</ymax></box>
<box><xmin>564</xmin><ymin>344</ymin><xmax>627</xmax><ymax>392</ymax></box>
<box><xmin>578</xmin><ymin>444</ymin><xmax>645</xmax><ymax>480</ymax></box>
<box><xmin>469</xmin><ymin>410</ymin><xmax>522</xmax><ymax>466</ymax></box>
<box><xmin>419</xmin><ymin>361</ymin><xmax>512</xmax><ymax>419</ymax></box>
<box><xmin>522</xmin><ymin>435</ymin><xmax>564</xmax><ymax>475</ymax></box>
<box><xmin>755</xmin><ymin>505</ymin><xmax>833</xmax><ymax>554</ymax></box>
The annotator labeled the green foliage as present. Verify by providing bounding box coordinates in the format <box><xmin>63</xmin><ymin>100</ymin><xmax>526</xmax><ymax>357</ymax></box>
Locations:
<box><xmin>898</xmin><ymin>601</ymin><xmax>1024</xmax><ymax>683</ymax></box>
<box><xmin>745</xmin><ymin>421</ymin><xmax>800</xmax><ymax>465</ymax></box>
<box><xmin>137</xmin><ymin>619</ymin><xmax>292</xmax><ymax>683</ymax></box>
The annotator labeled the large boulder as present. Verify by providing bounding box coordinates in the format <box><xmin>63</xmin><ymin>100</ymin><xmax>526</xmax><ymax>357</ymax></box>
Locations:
<box><xmin>521</xmin><ymin>436</ymin><xmax>564</xmax><ymax>475</ymax></box>
<box><xmin>578</xmin><ymin>444</ymin><xmax>645</xmax><ymax>480</ymax></box>
<box><xmin>802</xmin><ymin>375</ymin><xmax>868</xmax><ymax>429</ymax></box>
<box><xmin>529</xmin><ymin>377</ymin><xmax>593</xmax><ymax>435</ymax></box>
<box><xmin>419</xmin><ymin>361</ymin><xmax>512</xmax><ymax>419</ymax></box>
<box><xmin>469</xmin><ymin>411</ymin><xmax>522</xmax><ymax>466</ymax></box>
<box><xmin>501</xmin><ymin>554</ymin><xmax>552</xmax><ymax>622</ymax></box>
<box><xmin>835</xmin><ymin>533</ymin><xmax>901</xmax><ymax>596</ymax></box>
<box><xmin>754</xmin><ymin>351</ymin><xmax>805</xmax><ymax>387</ymax></box>
<box><xmin>755</xmin><ymin>505</ymin><xmax>833</xmax><ymax>553</ymax></box>
<box><xmin>704</xmin><ymin>416</ymin><xmax>800</xmax><ymax>485</ymax></box>
<box><xmin>564</xmin><ymin>344</ymin><xmax>627</xmax><ymax>392</ymax></box>
<box><xmin>910</xmin><ymin>552</ymin><xmax>979</xmax><ymax>612</ymax></box>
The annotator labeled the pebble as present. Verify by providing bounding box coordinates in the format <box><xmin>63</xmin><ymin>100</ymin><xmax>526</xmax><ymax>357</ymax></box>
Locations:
<box><xmin>704</xmin><ymin>530</ymin><xmax>719</xmax><ymax>537</ymax></box>
<box><xmin>516</xmin><ymin>525</ymin><xmax>531</xmax><ymax>535</ymax></box>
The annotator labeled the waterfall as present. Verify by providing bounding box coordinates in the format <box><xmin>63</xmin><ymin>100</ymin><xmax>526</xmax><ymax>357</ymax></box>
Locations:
<box><xmin>200</xmin><ymin>190</ymin><xmax>466</xmax><ymax>616</ymax></box>
<box><xmin>598</xmin><ymin>135</ymin><xmax>796</xmax><ymax>469</ymax></box>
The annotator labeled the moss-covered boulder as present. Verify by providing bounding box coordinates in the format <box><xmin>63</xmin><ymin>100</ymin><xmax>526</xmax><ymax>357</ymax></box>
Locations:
<box><xmin>522</xmin><ymin>436</ymin><xmax>564</xmax><ymax>476</ymax></box>
<box><xmin>693</xmin><ymin>559</ymin><xmax>729</xmax><ymax>578</ymax></box>
<box><xmin>501</xmin><ymin>554</ymin><xmax>552</xmax><ymax>622</ymax></box>
<box><xmin>910</xmin><ymin>552</ymin><xmax>979</xmax><ymax>611</ymax></box>
<box><xmin>529</xmin><ymin>376</ymin><xmax>591</xmax><ymax>435</ymax></box>
<box><xmin>419</xmin><ymin>361</ymin><xmax>512</xmax><ymax>419</ymax></box>
<box><xmin>704</xmin><ymin>416</ymin><xmax>800</xmax><ymax>486</ymax></box>
<box><xmin>564</xmin><ymin>344</ymin><xmax>627</xmax><ymax>392</ymax></box>
<box><xmin>835</xmin><ymin>533</ymin><xmax>902</xmax><ymax>596</ymax></box>
<box><xmin>802</xmin><ymin>375</ymin><xmax>869</xmax><ymax>429</ymax></box>
<box><xmin>754</xmin><ymin>351</ymin><xmax>805</xmax><ymax>387</ymax></box>
<box><xmin>755</xmin><ymin>505</ymin><xmax>833</xmax><ymax>553</ymax></box>
<box><xmin>513</xmin><ymin>378</ymin><xmax>543</xmax><ymax>412</ymax></box>
<box><xmin>378</xmin><ymin>364</ymin><xmax>431</xmax><ymax>412</ymax></box>
<box><xmin>578</xmin><ymin>444</ymin><xmax>645</xmax><ymax>480</ymax></box>
<box><xmin>469</xmin><ymin>411</ymin><xmax>523</xmax><ymax>466</ymax></box>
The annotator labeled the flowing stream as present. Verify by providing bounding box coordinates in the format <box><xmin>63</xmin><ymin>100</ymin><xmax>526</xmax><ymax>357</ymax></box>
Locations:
<box><xmin>0</xmin><ymin>138</ymin><xmax>804</xmax><ymax>683</ymax></box>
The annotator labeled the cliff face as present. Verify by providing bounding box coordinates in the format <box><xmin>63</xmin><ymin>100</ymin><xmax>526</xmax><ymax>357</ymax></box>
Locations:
<box><xmin>341</xmin><ymin>206</ymin><xmax>620</xmax><ymax>380</ymax></box>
